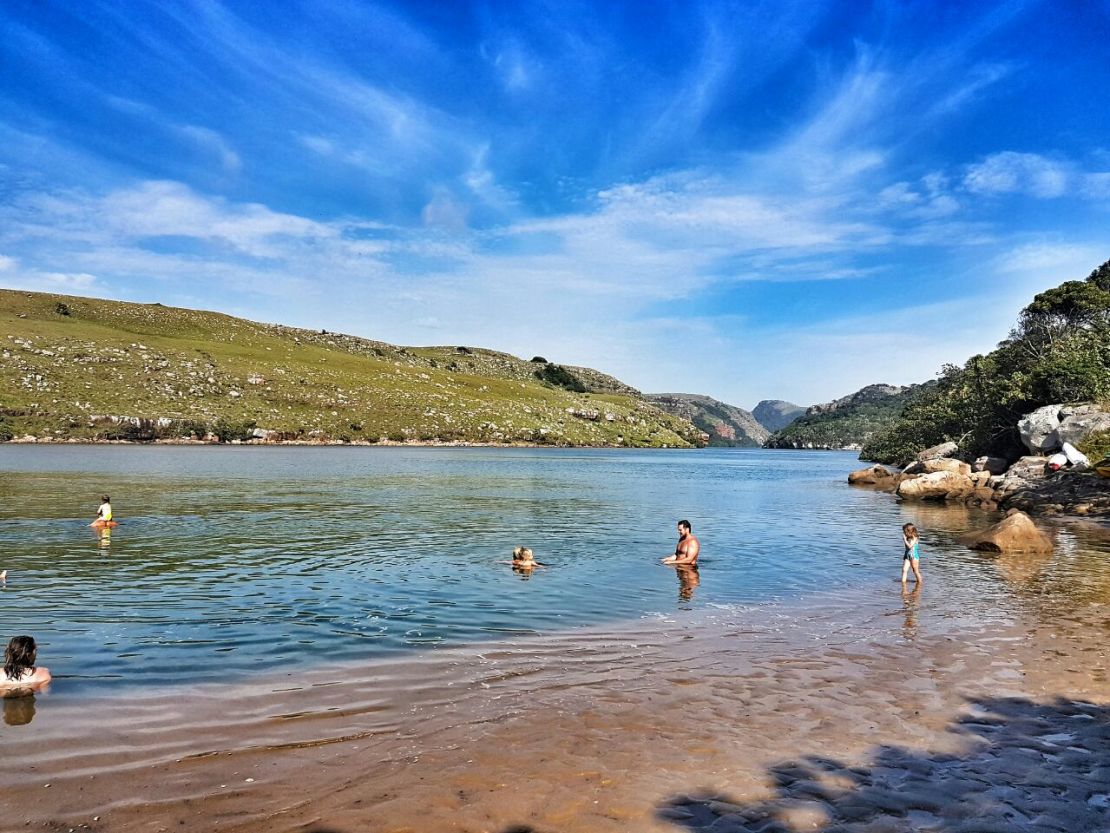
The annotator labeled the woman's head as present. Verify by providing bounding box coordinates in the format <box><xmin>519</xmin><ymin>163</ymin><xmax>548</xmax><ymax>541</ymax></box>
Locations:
<box><xmin>101</xmin><ymin>495</ymin><xmax>110</xmax><ymax>503</ymax></box>
<box><xmin>903</xmin><ymin>523</ymin><xmax>918</xmax><ymax>538</ymax></box>
<box><xmin>512</xmin><ymin>546</ymin><xmax>534</xmax><ymax>563</ymax></box>
<box><xmin>4</xmin><ymin>636</ymin><xmax>37</xmax><ymax>680</ymax></box>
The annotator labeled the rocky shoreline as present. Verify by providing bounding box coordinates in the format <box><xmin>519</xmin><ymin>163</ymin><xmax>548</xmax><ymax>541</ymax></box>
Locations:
<box><xmin>850</xmin><ymin>401</ymin><xmax>1110</xmax><ymax>521</ymax></box>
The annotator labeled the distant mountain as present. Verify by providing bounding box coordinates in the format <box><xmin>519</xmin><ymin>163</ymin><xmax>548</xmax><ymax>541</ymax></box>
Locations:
<box><xmin>752</xmin><ymin>399</ymin><xmax>805</xmax><ymax>433</ymax></box>
<box><xmin>764</xmin><ymin>384</ymin><xmax>919</xmax><ymax>450</ymax></box>
<box><xmin>0</xmin><ymin>289</ymin><xmax>706</xmax><ymax>448</ymax></box>
<box><xmin>645</xmin><ymin>393</ymin><xmax>769</xmax><ymax>447</ymax></box>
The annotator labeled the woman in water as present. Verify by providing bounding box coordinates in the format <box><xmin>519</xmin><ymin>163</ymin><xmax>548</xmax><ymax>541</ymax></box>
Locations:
<box><xmin>2</xmin><ymin>636</ymin><xmax>51</xmax><ymax>690</ymax></box>
<box><xmin>91</xmin><ymin>494</ymin><xmax>113</xmax><ymax>527</ymax></box>
<box><xmin>900</xmin><ymin>523</ymin><xmax>923</xmax><ymax>585</ymax></box>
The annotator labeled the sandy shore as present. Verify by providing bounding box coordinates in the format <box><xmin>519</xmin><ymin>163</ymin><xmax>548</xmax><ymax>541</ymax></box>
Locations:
<box><xmin>2</xmin><ymin>578</ymin><xmax>1109</xmax><ymax>833</ymax></box>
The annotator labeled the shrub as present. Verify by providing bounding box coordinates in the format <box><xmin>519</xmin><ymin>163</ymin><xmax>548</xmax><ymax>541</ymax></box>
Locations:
<box><xmin>212</xmin><ymin>418</ymin><xmax>257</xmax><ymax>442</ymax></box>
<box><xmin>530</xmin><ymin>356</ymin><xmax>548</xmax><ymax>363</ymax></box>
<box><xmin>54</xmin><ymin>302</ymin><xmax>71</xmax><ymax>316</ymax></box>
<box><xmin>1078</xmin><ymin>429</ymin><xmax>1110</xmax><ymax>463</ymax></box>
<box><xmin>533</xmin><ymin>363</ymin><xmax>586</xmax><ymax>392</ymax></box>
<box><xmin>179</xmin><ymin>419</ymin><xmax>209</xmax><ymax>439</ymax></box>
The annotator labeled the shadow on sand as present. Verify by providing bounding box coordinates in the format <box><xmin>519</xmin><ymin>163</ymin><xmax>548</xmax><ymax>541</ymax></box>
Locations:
<box><xmin>657</xmin><ymin>696</ymin><xmax>1109</xmax><ymax>832</ymax></box>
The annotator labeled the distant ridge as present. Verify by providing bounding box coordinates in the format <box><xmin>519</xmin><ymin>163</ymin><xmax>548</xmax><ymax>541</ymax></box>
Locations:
<box><xmin>645</xmin><ymin>393</ymin><xmax>769</xmax><ymax>447</ymax></box>
<box><xmin>0</xmin><ymin>289</ymin><xmax>705</xmax><ymax>448</ymax></box>
<box><xmin>764</xmin><ymin>384</ymin><xmax>917</xmax><ymax>450</ymax></box>
<box><xmin>752</xmin><ymin>399</ymin><xmax>805</xmax><ymax>433</ymax></box>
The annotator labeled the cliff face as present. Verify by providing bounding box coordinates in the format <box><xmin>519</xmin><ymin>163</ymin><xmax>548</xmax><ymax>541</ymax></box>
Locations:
<box><xmin>752</xmin><ymin>399</ymin><xmax>805</xmax><ymax>433</ymax></box>
<box><xmin>0</xmin><ymin>289</ymin><xmax>705</xmax><ymax>448</ymax></box>
<box><xmin>764</xmin><ymin>384</ymin><xmax>915</xmax><ymax>450</ymax></box>
<box><xmin>645</xmin><ymin>393</ymin><xmax>769</xmax><ymax>447</ymax></box>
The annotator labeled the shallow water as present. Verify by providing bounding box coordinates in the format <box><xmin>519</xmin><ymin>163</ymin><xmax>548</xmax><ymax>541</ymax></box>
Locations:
<box><xmin>1</xmin><ymin>446</ymin><xmax>1107</xmax><ymax>695</ymax></box>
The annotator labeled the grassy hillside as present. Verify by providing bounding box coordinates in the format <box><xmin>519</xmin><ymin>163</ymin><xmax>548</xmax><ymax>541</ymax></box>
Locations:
<box><xmin>645</xmin><ymin>393</ymin><xmax>768</xmax><ymax>447</ymax></box>
<box><xmin>764</xmin><ymin>384</ymin><xmax>917</xmax><ymax>450</ymax></box>
<box><xmin>0</xmin><ymin>290</ymin><xmax>704</xmax><ymax>448</ymax></box>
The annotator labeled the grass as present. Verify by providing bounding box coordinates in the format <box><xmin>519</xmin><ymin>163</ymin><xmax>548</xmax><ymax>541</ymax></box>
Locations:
<box><xmin>0</xmin><ymin>289</ymin><xmax>704</xmax><ymax>448</ymax></box>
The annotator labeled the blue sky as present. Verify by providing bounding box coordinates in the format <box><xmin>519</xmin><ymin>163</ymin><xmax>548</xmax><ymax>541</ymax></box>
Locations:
<box><xmin>1</xmin><ymin>0</ymin><xmax>1108</xmax><ymax>407</ymax></box>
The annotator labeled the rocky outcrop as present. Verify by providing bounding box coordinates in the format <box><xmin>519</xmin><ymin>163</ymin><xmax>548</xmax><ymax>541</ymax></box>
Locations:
<box><xmin>915</xmin><ymin>441</ymin><xmax>958</xmax><ymax>462</ymax></box>
<box><xmin>895</xmin><ymin>470</ymin><xmax>975</xmax><ymax>501</ymax></box>
<box><xmin>959</xmin><ymin>510</ymin><xmax>1053</xmax><ymax>553</ymax></box>
<box><xmin>1018</xmin><ymin>403</ymin><xmax>1110</xmax><ymax>453</ymax></box>
<box><xmin>646</xmin><ymin>394</ymin><xmax>769</xmax><ymax>447</ymax></box>
<box><xmin>903</xmin><ymin>458</ymin><xmax>972</xmax><ymax>476</ymax></box>
<box><xmin>752</xmin><ymin>400</ymin><xmax>805</xmax><ymax>433</ymax></box>
<box><xmin>847</xmin><ymin>465</ymin><xmax>896</xmax><ymax>487</ymax></box>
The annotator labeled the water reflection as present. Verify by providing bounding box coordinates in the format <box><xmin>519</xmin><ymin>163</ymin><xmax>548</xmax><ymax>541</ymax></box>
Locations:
<box><xmin>2</xmin><ymin>694</ymin><xmax>37</xmax><ymax>726</ymax></box>
<box><xmin>674</xmin><ymin>565</ymin><xmax>700</xmax><ymax>603</ymax></box>
<box><xmin>97</xmin><ymin>527</ymin><xmax>112</xmax><ymax>549</ymax></box>
<box><xmin>900</xmin><ymin>583</ymin><xmax>921</xmax><ymax>639</ymax></box>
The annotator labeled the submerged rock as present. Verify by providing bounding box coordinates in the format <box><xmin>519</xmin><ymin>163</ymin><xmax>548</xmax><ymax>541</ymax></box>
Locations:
<box><xmin>848</xmin><ymin>465</ymin><xmax>896</xmax><ymax>487</ymax></box>
<box><xmin>959</xmin><ymin>510</ymin><xmax>1053</xmax><ymax>553</ymax></box>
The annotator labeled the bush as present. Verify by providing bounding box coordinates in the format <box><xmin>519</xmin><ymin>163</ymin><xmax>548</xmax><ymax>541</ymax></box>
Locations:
<box><xmin>530</xmin><ymin>356</ymin><xmax>548</xmax><ymax>363</ymax></box>
<box><xmin>1078</xmin><ymin>429</ymin><xmax>1110</xmax><ymax>463</ymax></box>
<box><xmin>54</xmin><ymin>302</ymin><xmax>71</xmax><ymax>316</ymax></box>
<box><xmin>533</xmin><ymin>363</ymin><xmax>586</xmax><ymax>392</ymax></box>
<box><xmin>212</xmin><ymin>418</ymin><xmax>257</xmax><ymax>442</ymax></box>
<box><xmin>179</xmin><ymin>419</ymin><xmax>209</xmax><ymax>439</ymax></box>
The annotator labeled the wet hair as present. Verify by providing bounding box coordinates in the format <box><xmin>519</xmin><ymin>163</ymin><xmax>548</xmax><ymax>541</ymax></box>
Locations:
<box><xmin>677</xmin><ymin>520</ymin><xmax>692</xmax><ymax>532</ymax></box>
<box><xmin>4</xmin><ymin>636</ymin><xmax>37</xmax><ymax>681</ymax></box>
<box><xmin>101</xmin><ymin>495</ymin><xmax>110</xmax><ymax>503</ymax></box>
<box><xmin>512</xmin><ymin>546</ymin><xmax>534</xmax><ymax>562</ymax></box>
<box><xmin>903</xmin><ymin>523</ymin><xmax>918</xmax><ymax>538</ymax></box>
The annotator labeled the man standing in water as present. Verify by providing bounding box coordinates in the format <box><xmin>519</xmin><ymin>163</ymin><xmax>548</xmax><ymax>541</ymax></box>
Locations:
<box><xmin>661</xmin><ymin>520</ymin><xmax>700</xmax><ymax>565</ymax></box>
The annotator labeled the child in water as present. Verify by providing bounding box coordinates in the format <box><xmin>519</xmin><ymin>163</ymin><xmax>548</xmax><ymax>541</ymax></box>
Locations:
<box><xmin>2</xmin><ymin>636</ymin><xmax>51</xmax><ymax>690</ymax></box>
<box><xmin>901</xmin><ymin>523</ymin><xmax>923</xmax><ymax>585</ymax></box>
<box><xmin>91</xmin><ymin>495</ymin><xmax>112</xmax><ymax>527</ymax></box>
<box><xmin>507</xmin><ymin>547</ymin><xmax>545</xmax><ymax>570</ymax></box>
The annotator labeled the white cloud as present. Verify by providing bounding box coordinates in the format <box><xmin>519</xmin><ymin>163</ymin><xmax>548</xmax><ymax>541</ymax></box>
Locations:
<box><xmin>964</xmin><ymin>152</ymin><xmax>1070</xmax><ymax>198</ymax></box>
<box><xmin>0</xmin><ymin>255</ymin><xmax>17</xmax><ymax>271</ymax></box>
<box><xmin>177</xmin><ymin>125</ymin><xmax>242</xmax><ymax>172</ymax></box>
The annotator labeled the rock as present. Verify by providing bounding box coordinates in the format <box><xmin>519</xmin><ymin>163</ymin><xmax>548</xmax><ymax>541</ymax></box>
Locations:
<box><xmin>1017</xmin><ymin>404</ymin><xmax>1062</xmax><ymax>452</ymax></box>
<box><xmin>896</xmin><ymin>470</ymin><xmax>975</xmax><ymax>501</ymax></box>
<box><xmin>915</xmin><ymin>441</ymin><xmax>959</xmax><ymax>462</ymax></box>
<box><xmin>995</xmin><ymin>456</ymin><xmax>1050</xmax><ymax>493</ymax></box>
<box><xmin>848</xmin><ymin>465</ymin><xmax>895</xmax><ymax>486</ymax></box>
<box><xmin>1056</xmin><ymin>405</ymin><xmax>1110</xmax><ymax>447</ymax></box>
<box><xmin>959</xmin><ymin>511</ymin><xmax>1053</xmax><ymax>553</ymax></box>
<box><xmin>969</xmin><ymin>470</ymin><xmax>992</xmax><ymax>486</ymax></box>
<box><xmin>903</xmin><ymin>458</ymin><xmax>972</xmax><ymax>476</ymax></box>
<box><xmin>973</xmin><ymin>456</ymin><xmax>1010</xmax><ymax>475</ymax></box>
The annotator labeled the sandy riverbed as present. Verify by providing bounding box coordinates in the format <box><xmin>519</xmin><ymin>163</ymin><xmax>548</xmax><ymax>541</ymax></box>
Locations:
<box><xmin>3</xmin><ymin>574</ymin><xmax>1109</xmax><ymax>833</ymax></box>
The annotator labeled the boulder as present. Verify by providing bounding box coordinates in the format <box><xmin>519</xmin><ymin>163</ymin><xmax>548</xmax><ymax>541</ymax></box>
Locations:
<box><xmin>896</xmin><ymin>470</ymin><xmax>976</xmax><ymax>501</ymax></box>
<box><xmin>959</xmin><ymin>510</ymin><xmax>1053</xmax><ymax>553</ymax></box>
<box><xmin>915</xmin><ymin>441</ymin><xmax>959</xmax><ymax>462</ymax></box>
<box><xmin>903</xmin><ymin>458</ymin><xmax>972</xmax><ymax>476</ymax></box>
<box><xmin>995</xmin><ymin>456</ymin><xmax>1050</xmax><ymax>496</ymax></box>
<box><xmin>848</xmin><ymin>465</ymin><xmax>895</xmax><ymax>486</ymax></box>
<box><xmin>1056</xmin><ymin>404</ymin><xmax>1110</xmax><ymax>448</ymax></box>
<box><xmin>973</xmin><ymin>456</ymin><xmax>1010</xmax><ymax>475</ymax></box>
<box><xmin>1018</xmin><ymin>404</ymin><xmax>1062</xmax><ymax>452</ymax></box>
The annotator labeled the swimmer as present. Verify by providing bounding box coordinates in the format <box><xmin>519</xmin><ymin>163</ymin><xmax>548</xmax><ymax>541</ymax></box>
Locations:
<box><xmin>2</xmin><ymin>636</ymin><xmax>51</xmax><ymax>691</ymax></box>
<box><xmin>661</xmin><ymin>520</ymin><xmax>700</xmax><ymax>566</ymax></box>
<box><xmin>506</xmin><ymin>546</ymin><xmax>545</xmax><ymax>569</ymax></box>
<box><xmin>0</xmin><ymin>571</ymin><xmax>6</xmax><ymax>584</ymax></box>
<box><xmin>90</xmin><ymin>494</ymin><xmax>113</xmax><ymax>527</ymax></box>
<box><xmin>901</xmin><ymin>523</ymin><xmax>923</xmax><ymax>585</ymax></box>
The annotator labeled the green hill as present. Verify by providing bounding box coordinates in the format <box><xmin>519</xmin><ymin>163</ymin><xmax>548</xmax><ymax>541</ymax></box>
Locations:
<box><xmin>763</xmin><ymin>384</ymin><xmax>918</xmax><ymax>450</ymax></box>
<box><xmin>0</xmin><ymin>290</ymin><xmax>705</xmax><ymax>448</ymax></box>
<box><xmin>645</xmin><ymin>393</ymin><xmax>768</xmax><ymax>447</ymax></box>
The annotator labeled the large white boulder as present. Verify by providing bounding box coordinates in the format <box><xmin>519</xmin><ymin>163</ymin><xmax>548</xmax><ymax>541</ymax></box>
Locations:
<box><xmin>1056</xmin><ymin>404</ymin><xmax>1110</xmax><ymax>448</ymax></box>
<box><xmin>915</xmin><ymin>441</ymin><xmax>959</xmax><ymax>462</ymax></box>
<box><xmin>1017</xmin><ymin>404</ymin><xmax>1062</xmax><ymax>452</ymax></box>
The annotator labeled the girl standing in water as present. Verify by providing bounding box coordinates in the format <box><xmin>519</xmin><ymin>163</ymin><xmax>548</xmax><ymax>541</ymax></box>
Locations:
<box><xmin>901</xmin><ymin>523</ymin><xmax>922</xmax><ymax>585</ymax></box>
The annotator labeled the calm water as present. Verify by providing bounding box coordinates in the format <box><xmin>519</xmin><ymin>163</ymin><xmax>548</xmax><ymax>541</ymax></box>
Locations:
<box><xmin>1</xmin><ymin>446</ymin><xmax>1108</xmax><ymax>694</ymax></box>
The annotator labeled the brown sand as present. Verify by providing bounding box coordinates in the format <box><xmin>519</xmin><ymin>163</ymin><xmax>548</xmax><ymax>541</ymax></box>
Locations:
<box><xmin>2</xmin><ymin>586</ymin><xmax>1109</xmax><ymax>833</ymax></box>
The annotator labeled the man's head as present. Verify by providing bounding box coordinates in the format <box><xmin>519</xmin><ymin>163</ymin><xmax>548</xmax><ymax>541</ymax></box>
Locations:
<box><xmin>677</xmin><ymin>520</ymin><xmax>691</xmax><ymax>534</ymax></box>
